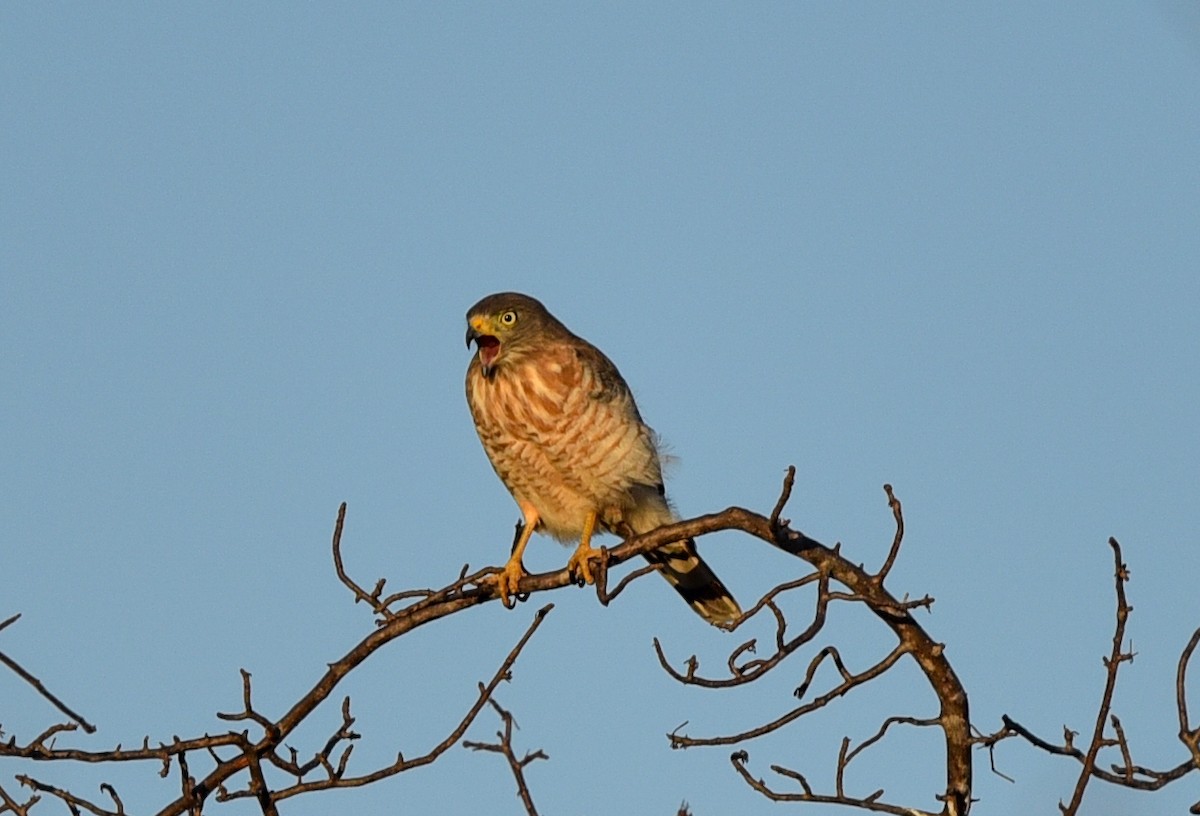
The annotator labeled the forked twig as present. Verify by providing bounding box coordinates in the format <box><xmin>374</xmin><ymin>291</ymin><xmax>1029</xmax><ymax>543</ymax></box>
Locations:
<box><xmin>464</xmin><ymin>699</ymin><xmax>548</xmax><ymax>816</ymax></box>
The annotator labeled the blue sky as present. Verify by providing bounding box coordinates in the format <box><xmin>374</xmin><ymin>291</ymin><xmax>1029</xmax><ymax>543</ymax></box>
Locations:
<box><xmin>2</xmin><ymin>3</ymin><xmax>1198</xmax><ymax>814</ymax></box>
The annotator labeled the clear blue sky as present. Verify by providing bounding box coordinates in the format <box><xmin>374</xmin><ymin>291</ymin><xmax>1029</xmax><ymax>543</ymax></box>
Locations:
<box><xmin>3</xmin><ymin>4</ymin><xmax>1198</xmax><ymax>814</ymax></box>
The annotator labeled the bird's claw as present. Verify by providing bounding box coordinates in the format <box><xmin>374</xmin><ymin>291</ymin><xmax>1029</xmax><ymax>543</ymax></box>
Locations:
<box><xmin>494</xmin><ymin>558</ymin><xmax>527</xmax><ymax>608</ymax></box>
<box><xmin>567</xmin><ymin>542</ymin><xmax>603</xmax><ymax>586</ymax></box>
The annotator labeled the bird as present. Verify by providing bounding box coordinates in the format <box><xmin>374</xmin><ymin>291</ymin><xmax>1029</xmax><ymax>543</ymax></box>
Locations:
<box><xmin>464</xmin><ymin>292</ymin><xmax>741</xmax><ymax>627</ymax></box>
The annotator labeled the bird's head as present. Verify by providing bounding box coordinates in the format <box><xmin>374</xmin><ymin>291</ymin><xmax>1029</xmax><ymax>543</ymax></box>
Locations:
<box><xmin>465</xmin><ymin>292</ymin><xmax>556</xmax><ymax>377</ymax></box>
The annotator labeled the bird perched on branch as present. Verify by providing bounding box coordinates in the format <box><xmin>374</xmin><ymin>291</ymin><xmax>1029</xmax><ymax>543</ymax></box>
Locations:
<box><xmin>464</xmin><ymin>292</ymin><xmax>740</xmax><ymax>627</ymax></box>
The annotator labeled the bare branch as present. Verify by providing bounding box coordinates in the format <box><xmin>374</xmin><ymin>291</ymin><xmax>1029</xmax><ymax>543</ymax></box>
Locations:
<box><xmin>219</xmin><ymin>603</ymin><xmax>553</xmax><ymax>805</ymax></box>
<box><xmin>7</xmin><ymin>467</ymin><xmax>1196</xmax><ymax>816</ymax></box>
<box><xmin>1177</xmin><ymin>627</ymin><xmax>1200</xmax><ymax>768</ymax></box>
<box><xmin>0</xmin><ymin>616</ymin><xmax>96</xmax><ymax>733</ymax></box>
<box><xmin>36</xmin><ymin>477</ymin><xmax>1200</xmax><ymax>815</ymax></box>
<box><xmin>992</xmin><ymin>714</ymin><xmax>1198</xmax><ymax>790</ymax></box>
<box><xmin>592</xmin><ymin>548</ymin><xmax>659</xmax><ymax>607</ymax></box>
<box><xmin>874</xmin><ymin>483</ymin><xmax>904</xmax><ymax>583</ymax></box>
<box><xmin>769</xmin><ymin>465</ymin><xmax>796</xmax><ymax>529</ymax></box>
<box><xmin>244</xmin><ymin>751</ymin><xmax>278</xmax><ymax>816</ymax></box>
<box><xmin>650</xmin><ymin>487</ymin><xmax>972</xmax><ymax>814</ymax></box>
<box><xmin>260</xmin><ymin>696</ymin><xmax>358</xmax><ymax>780</ymax></box>
<box><xmin>1</xmin><ymin>727</ymin><xmax>249</xmax><ymax>764</ymax></box>
<box><xmin>0</xmin><ymin>782</ymin><xmax>39</xmax><ymax>816</ymax></box>
<box><xmin>15</xmin><ymin>777</ymin><xmax>121</xmax><ymax>816</ymax></box>
<box><xmin>983</xmin><ymin>538</ymin><xmax>1200</xmax><ymax>808</ymax></box>
<box><xmin>652</xmin><ymin>572</ymin><xmax>827</xmax><ymax>689</ymax></box>
<box><xmin>1061</xmin><ymin>537</ymin><xmax>1134</xmax><ymax>815</ymax></box>
<box><xmin>464</xmin><ymin>698</ymin><xmax>548</xmax><ymax>816</ymax></box>
<box><xmin>730</xmin><ymin>750</ymin><xmax>938</xmax><ymax>816</ymax></box>
<box><xmin>215</xmin><ymin>670</ymin><xmax>278</xmax><ymax>739</ymax></box>
<box><xmin>331</xmin><ymin>501</ymin><xmax>395</xmax><ymax>618</ymax></box>
<box><xmin>670</xmin><ymin>643</ymin><xmax>909</xmax><ymax>749</ymax></box>
<box><xmin>844</xmin><ymin>715</ymin><xmax>941</xmax><ymax>770</ymax></box>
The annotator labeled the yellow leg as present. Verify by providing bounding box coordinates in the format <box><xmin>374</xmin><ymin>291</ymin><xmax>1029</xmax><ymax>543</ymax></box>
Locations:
<box><xmin>495</xmin><ymin>503</ymin><xmax>537</xmax><ymax>608</ymax></box>
<box><xmin>566</xmin><ymin>510</ymin><xmax>602</xmax><ymax>586</ymax></box>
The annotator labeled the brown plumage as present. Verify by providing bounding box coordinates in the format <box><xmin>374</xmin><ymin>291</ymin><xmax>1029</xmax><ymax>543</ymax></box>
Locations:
<box><xmin>464</xmin><ymin>292</ymin><xmax>740</xmax><ymax>627</ymax></box>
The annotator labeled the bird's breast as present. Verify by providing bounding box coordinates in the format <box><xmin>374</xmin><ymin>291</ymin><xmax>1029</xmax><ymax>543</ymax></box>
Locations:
<box><xmin>466</xmin><ymin>354</ymin><xmax>661</xmax><ymax>523</ymax></box>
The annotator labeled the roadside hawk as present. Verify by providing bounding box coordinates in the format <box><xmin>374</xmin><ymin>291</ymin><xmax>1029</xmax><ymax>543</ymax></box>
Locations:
<box><xmin>464</xmin><ymin>292</ymin><xmax>741</xmax><ymax>627</ymax></box>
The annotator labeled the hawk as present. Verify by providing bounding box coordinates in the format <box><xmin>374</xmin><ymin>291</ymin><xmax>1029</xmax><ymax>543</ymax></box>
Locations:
<box><xmin>464</xmin><ymin>292</ymin><xmax>740</xmax><ymax>627</ymax></box>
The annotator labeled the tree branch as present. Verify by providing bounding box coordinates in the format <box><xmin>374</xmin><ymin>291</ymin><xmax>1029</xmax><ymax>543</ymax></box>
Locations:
<box><xmin>1059</xmin><ymin>538</ymin><xmax>1135</xmax><ymax>814</ymax></box>
<box><xmin>0</xmin><ymin>615</ymin><xmax>96</xmax><ymax>734</ymax></box>
<box><xmin>981</xmin><ymin>538</ymin><xmax>1200</xmax><ymax>812</ymax></box>
<box><xmin>463</xmin><ymin>699</ymin><xmax>547</xmax><ymax>816</ymax></box>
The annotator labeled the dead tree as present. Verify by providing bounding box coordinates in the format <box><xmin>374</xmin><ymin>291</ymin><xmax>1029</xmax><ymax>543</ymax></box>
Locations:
<box><xmin>1</xmin><ymin>467</ymin><xmax>1197</xmax><ymax>815</ymax></box>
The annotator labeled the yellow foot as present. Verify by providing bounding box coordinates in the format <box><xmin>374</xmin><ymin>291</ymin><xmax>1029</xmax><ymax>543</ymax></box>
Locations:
<box><xmin>493</xmin><ymin>558</ymin><xmax>527</xmax><ymax>608</ymax></box>
<box><xmin>567</xmin><ymin>542</ymin><xmax>603</xmax><ymax>586</ymax></box>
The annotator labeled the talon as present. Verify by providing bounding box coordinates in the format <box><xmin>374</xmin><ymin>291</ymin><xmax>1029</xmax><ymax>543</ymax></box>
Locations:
<box><xmin>492</xmin><ymin>505</ymin><xmax>537</xmax><ymax>609</ymax></box>
<box><xmin>567</xmin><ymin>542</ymin><xmax>602</xmax><ymax>586</ymax></box>
<box><xmin>494</xmin><ymin>558</ymin><xmax>527</xmax><ymax>608</ymax></box>
<box><xmin>567</xmin><ymin>510</ymin><xmax>602</xmax><ymax>587</ymax></box>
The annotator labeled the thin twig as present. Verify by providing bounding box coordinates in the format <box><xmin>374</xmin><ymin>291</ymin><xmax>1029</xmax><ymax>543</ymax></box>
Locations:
<box><xmin>17</xmin><ymin>776</ymin><xmax>121</xmax><ymax>816</ymax></box>
<box><xmin>1177</xmin><ymin>627</ymin><xmax>1200</xmax><ymax>767</ymax></box>
<box><xmin>1061</xmin><ymin>538</ymin><xmax>1134</xmax><ymax>816</ymax></box>
<box><xmin>0</xmin><ymin>782</ymin><xmax>39</xmax><ymax>816</ymax></box>
<box><xmin>0</xmin><ymin>644</ymin><xmax>96</xmax><ymax>733</ymax></box>
<box><xmin>875</xmin><ymin>484</ymin><xmax>904</xmax><ymax>583</ymax></box>
<box><xmin>652</xmin><ymin>572</ymin><xmax>826</xmax><ymax>688</ymax></box>
<box><xmin>729</xmin><ymin>751</ymin><xmax>937</xmax><ymax>816</ymax></box>
<box><xmin>331</xmin><ymin>502</ymin><xmax>394</xmax><ymax>618</ymax></box>
<box><xmin>218</xmin><ymin>604</ymin><xmax>554</xmax><ymax>805</ymax></box>
<box><xmin>769</xmin><ymin>466</ymin><xmax>796</xmax><ymax>529</ymax></box>
<box><xmin>464</xmin><ymin>698</ymin><xmax>548</xmax><ymax>816</ymax></box>
<box><xmin>593</xmin><ymin>548</ymin><xmax>658</xmax><ymax>607</ymax></box>
<box><xmin>669</xmin><ymin>643</ymin><xmax>909</xmax><ymax>748</ymax></box>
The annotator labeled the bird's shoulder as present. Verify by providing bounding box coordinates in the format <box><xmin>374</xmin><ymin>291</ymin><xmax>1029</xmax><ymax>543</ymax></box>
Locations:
<box><xmin>561</xmin><ymin>335</ymin><xmax>631</xmax><ymax>403</ymax></box>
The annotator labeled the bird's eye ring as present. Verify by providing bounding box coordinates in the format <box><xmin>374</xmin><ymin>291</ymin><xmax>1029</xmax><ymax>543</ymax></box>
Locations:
<box><xmin>500</xmin><ymin>310</ymin><xmax>517</xmax><ymax>325</ymax></box>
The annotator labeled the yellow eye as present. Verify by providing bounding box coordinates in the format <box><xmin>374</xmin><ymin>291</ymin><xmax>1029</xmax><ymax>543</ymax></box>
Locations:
<box><xmin>500</xmin><ymin>310</ymin><xmax>517</xmax><ymax>326</ymax></box>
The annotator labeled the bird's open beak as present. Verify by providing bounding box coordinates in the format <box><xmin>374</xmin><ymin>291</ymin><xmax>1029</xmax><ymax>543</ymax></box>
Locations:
<box><xmin>466</xmin><ymin>316</ymin><xmax>502</xmax><ymax>375</ymax></box>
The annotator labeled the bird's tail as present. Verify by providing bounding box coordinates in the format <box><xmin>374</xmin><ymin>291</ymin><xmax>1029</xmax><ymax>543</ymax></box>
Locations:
<box><xmin>628</xmin><ymin>493</ymin><xmax>741</xmax><ymax>628</ymax></box>
<box><xmin>642</xmin><ymin>539</ymin><xmax>741</xmax><ymax>628</ymax></box>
